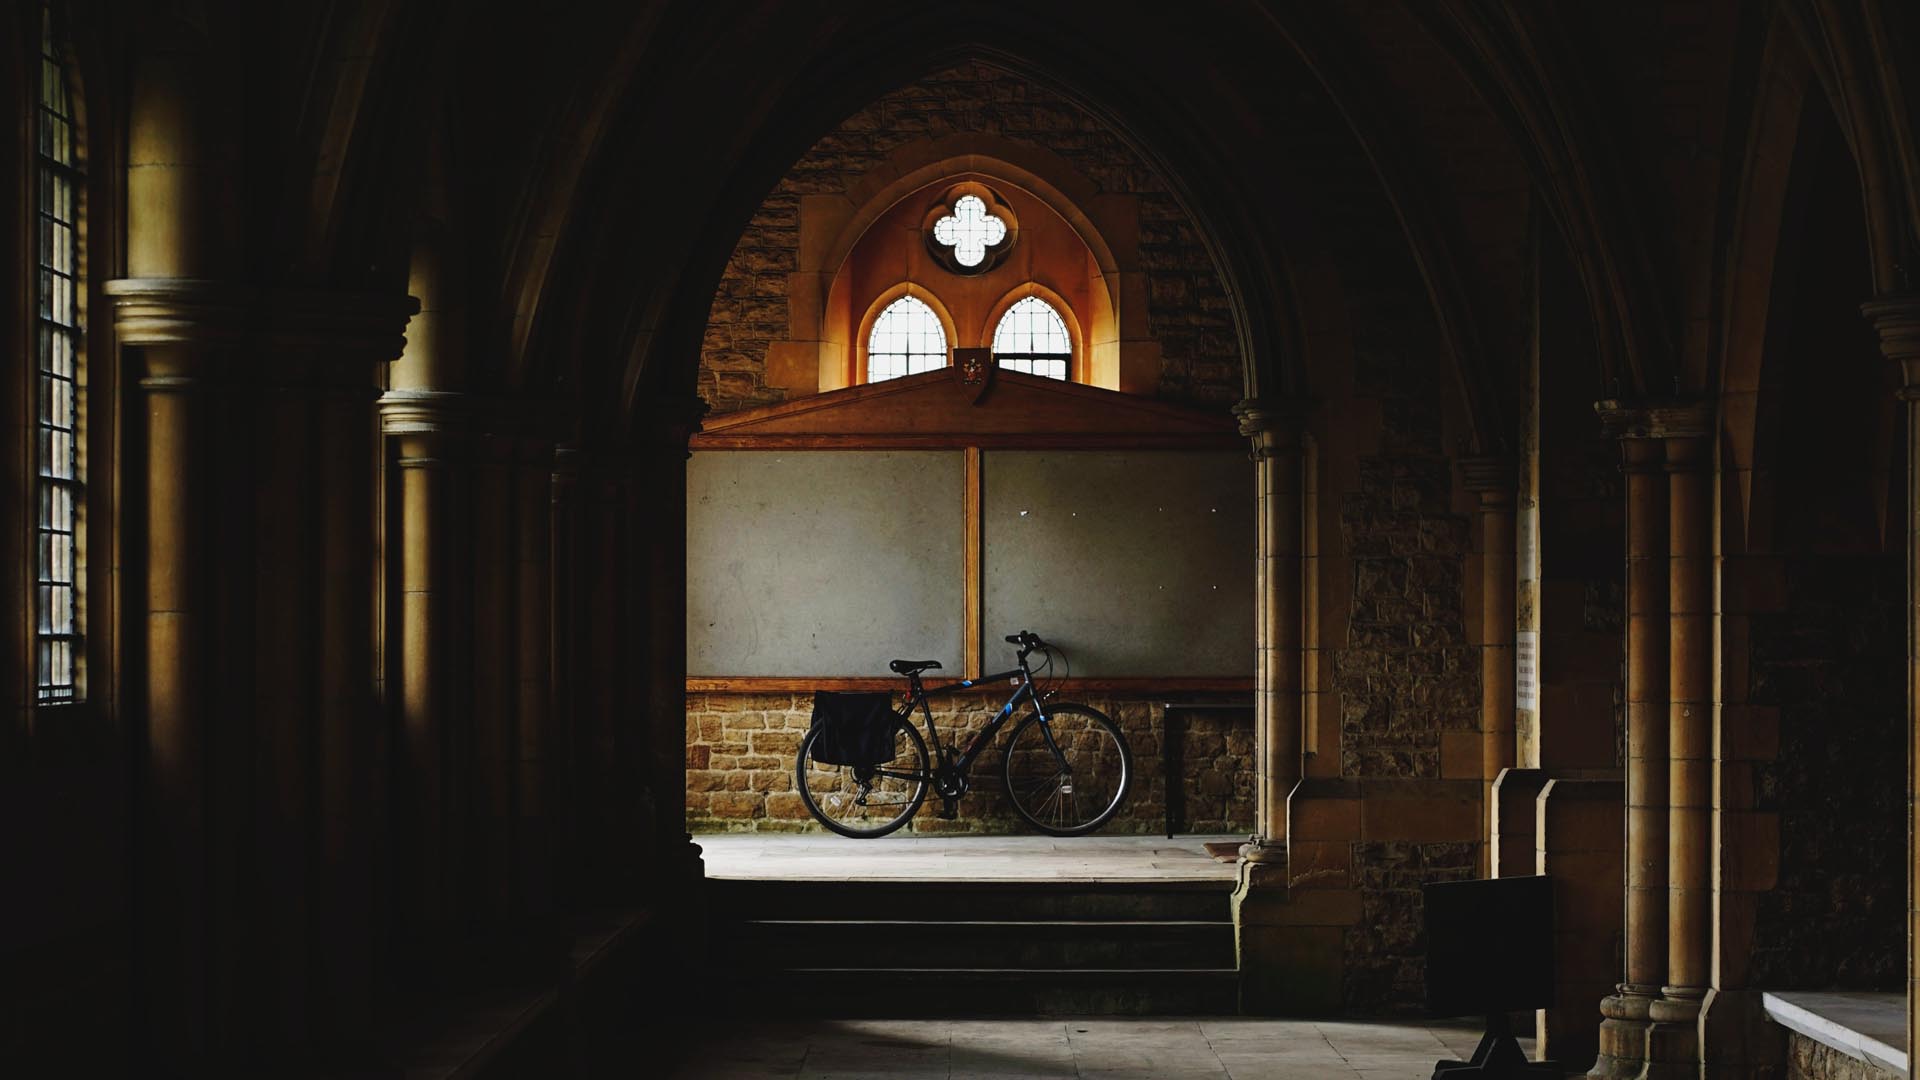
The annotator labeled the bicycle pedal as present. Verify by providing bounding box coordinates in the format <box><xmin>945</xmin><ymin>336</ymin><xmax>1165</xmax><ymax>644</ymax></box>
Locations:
<box><xmin>937</xmin><ymin>800</ymin><xmax>959</xmax><ymax>820</ymax></box>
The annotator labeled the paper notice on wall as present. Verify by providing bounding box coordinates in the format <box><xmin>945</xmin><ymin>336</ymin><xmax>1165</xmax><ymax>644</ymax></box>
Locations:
<box><xmin>1515</xmin><ymin>631</ymin><xmax>1539</xmax><ymax>714</ymax></box>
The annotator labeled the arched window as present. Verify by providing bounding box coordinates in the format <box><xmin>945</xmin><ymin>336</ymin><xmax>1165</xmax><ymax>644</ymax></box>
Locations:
<box><xmin>35</xmin><ymin>1</ymin><xmax>83</xmax><ymax>703</ymax></box>
<box><xmin>866</xmin><ymin>295</ymin><xmax>947</xmax><ymax>381</ymax></box>
<box><xmin>992</xmin><ymin>296</ymin><xmax>1071</xmax><ymax>381</ymax></box>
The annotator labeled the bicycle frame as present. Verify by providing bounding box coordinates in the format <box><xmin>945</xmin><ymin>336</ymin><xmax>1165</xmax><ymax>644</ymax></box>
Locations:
<box><xmin>876</xmin><ymin>655</ymin><xmax>1070</xmax><ymax>785</ymax></box>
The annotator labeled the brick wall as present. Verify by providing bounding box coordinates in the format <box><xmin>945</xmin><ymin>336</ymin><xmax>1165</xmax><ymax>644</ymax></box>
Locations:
<box><xmin>700</xmin><ymin>60</ymin><xmax>1242</xmax><ymax>414</ymax></box>
<box><xmin>686</xmin><ymin>691</ymin><xmax>1254</xmax><ymax>835</ymax></box>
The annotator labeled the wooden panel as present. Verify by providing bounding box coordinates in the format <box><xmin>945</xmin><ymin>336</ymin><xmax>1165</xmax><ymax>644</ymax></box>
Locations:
<box><xmin>691</xmin><ymin>366</ymin><xmax>1238</xmax><ymax>449</ymax></box>
<box><xmin>982</xmin><ymin>450</ymin><xmax>1255</xmax><ymax>677</ymax></box>
<box><xmin>686</xmin><ymin>450</ymin><xmax>964</xmax><ymax>676</ymax></box>
<box><xmin>686</xmin><ymin>676</ymin><xmax>1257</xmax><ymax>693</ymax></box>
<box><xmin>963</xmin><ymin>446</ymin><xmax>982</xmax><ymax>679</ymax></box>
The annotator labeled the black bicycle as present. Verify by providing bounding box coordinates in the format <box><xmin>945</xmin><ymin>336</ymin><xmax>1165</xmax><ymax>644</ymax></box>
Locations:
<box><xmin>795</xmin><ymin>631</ymin><xmax>1133</xmax><ymax>839</ymax></box>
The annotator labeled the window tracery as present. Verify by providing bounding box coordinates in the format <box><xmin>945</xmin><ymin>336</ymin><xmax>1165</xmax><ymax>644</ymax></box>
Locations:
<box><xmin>867</xmin><ymin>295</ymin><xmax>948</xmax><ymax>381</ymax></box>
<box><xmin>992</xmin><ymin>296</ymin><xmax>1072</xmax><ymax>381</ymax></box>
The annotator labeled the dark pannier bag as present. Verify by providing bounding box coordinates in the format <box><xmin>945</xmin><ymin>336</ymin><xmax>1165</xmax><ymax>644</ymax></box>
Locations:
<box><xmin>809</xmin><ymin>691</ymin><xmax>898</xmax><ymax>768</ymax></box>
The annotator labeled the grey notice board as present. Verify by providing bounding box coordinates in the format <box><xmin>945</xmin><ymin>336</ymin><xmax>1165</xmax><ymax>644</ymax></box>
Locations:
<box><xmin>686</xmin><ymin>450</ymin><xmax>964</xmax><ymax>676</ymax></box>
<box><xmin>981</xmin><ymin>451</ymin><xmax>1253</xmax><ymax>676</ymax></box>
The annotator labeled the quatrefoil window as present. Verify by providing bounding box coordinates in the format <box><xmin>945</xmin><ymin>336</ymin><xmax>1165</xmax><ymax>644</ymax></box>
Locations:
<box><xmin>932</xmin><ymin>196</ymin><xmax>1006</xmax><ymax>268</ymax></box>
<box><xmin>923</xmin><ymin>184</ymin><xmax>1017</xmax><ymax>274</ymax></box>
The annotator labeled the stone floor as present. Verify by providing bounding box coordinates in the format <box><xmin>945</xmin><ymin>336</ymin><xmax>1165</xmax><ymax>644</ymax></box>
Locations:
<box><xmin>666</xmin><ymin>1016</ymin><xmax>1512</xmax><ymax>1078</ymax></box>
<box><xmin>696</xmin><ymin>832</ymin><xmax>1245</xmax><ymax>884</ymax></box>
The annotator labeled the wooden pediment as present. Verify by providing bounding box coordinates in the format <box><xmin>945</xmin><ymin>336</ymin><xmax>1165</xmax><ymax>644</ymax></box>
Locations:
<box><xmin>690</xmin><ymin>369</ymin><xmax>1241</xmax><ymax>449</ymax></box>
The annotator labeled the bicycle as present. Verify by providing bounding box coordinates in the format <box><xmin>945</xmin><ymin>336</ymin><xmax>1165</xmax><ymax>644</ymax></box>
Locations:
<box><xmin>794</xmin><ymin>630</ymin><xmax>1133</xmax><ymax>838</ymax></box>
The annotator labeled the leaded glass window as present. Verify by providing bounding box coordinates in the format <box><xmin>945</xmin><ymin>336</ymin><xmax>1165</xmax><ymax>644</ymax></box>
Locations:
<box><xmin>35</xmin><ymin>2</ymin><xmax>82</xmax><ymax>704</ymax></box>
<box><xmin>992</xmin><ymin>296</ymin><xmax>1071</xmax><ymax>381</ymax></box>
<box><xmin>867</xmin><ymin>295</ymin><xmax>947</xmax><ymax>381</ymax></box>
<box><xmin>930</xmin><ymin>195</ymin><xmax>1007</xmax><ymax>269</ymax></box>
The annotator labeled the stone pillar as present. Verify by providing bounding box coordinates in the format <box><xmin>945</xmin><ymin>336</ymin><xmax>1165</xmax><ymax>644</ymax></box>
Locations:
<box><xmin>1229</xmin><ymin>398</ymin><xmax>1314</xmax><ymax>1015</ymax></box>
<box><xmin>1232</xmin><ymin>398</ymin><xmax>1306</xmax><ymax>857</ymax></box>
<box><xmin>1862</xmin><ymin>294</ymin><xmax>1920</xmax><ymax>1072</ymax></box>
<box><xmin>513</xmin><ymin>434</ymin><xmax>560</xmax><ymax>943</ymax></box>
<box><xmin>1461</xmin><ymin>457</ymin><xmax>1517</xmax><ymax>873</ymax></box>
<box><xmin>549</xmin><ymin>445</ymin><xmax>584</xmax><ymax>913</ymax></box>
<box><xmin>379</xmin><ymin>392</ymin><xmax>469</xmax><ymax>977</ymax></box>
<box><xmin>630</xmin><ymin>399</ymin><xmax>709</xmax><ymax>886</ymax></box>
<box><xmin>1588</xmin><ymin>404</ymin><xmax>1671</xmax><ymax>1079</ymax></box>
<box><xmin>1647</xmin><ymin>411</ymin><xmax>1715</xmax><ymax>1077</ymax></box>
<box><xmin>109</xmin><ymin>281</ymin><xmax>413</xmax><ymax>1068</ymax></box>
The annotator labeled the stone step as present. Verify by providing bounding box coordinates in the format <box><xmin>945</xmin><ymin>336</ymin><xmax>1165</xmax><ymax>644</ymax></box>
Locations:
<box><xmin>711</xmin><ymin>879</ymin><xmax>1234</xmax><ymax>922</ymax></box>
<box><xmin>729</xmin><ymin>967</ymin><xmax>1242</xmax><ymax>1017</ymax></box>
<box><xmin>735</xmin><ymin>918</ymin><xmax>1236</xmax><ymax>970</ymax></box>
<box><xmin>707</xmin><ymin>877</ymin><xmax>1239</xmax><ymax>1016</ymax></box>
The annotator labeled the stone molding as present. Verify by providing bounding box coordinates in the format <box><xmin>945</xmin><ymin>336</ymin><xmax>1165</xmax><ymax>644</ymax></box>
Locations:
<box><xmin>1456</xmin><ymin>455</ymin><xmax>1515</xmax><ymax>495</ymax></box>
<box><xmin>1862</xmin><ymin>292</ymin><xmax>1920</xmax><ymax>392</ymax></box>
<box><xmin>1593</xmin><ymin>399</ymin><xmax>1714</xmax><ymax>441</ymax></box>
<box><xmin>631</xmin><ymin>395</ymin><xmax>711</xmax><ymax>459</ymax></box>
<box><xmin>104</xmin><ymin>278</ymin><xmax>419</xmax><ymax>362</ymax></box>
<box><xmin>379</xmin><ymin>388</ymin><xmax>563</xmax><ymax>448</ymax></box>
<box><xmin>1232</xmin><ymin>397</ymin><xmax>1308</xmax><ymax>457</ymax></box>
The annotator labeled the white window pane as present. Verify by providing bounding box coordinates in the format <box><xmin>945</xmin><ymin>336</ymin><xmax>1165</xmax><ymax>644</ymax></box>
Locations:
<box><xmin>867</xmin><ymin>295</ymin><xmax>948</xmax><ymax>382</ymax></box>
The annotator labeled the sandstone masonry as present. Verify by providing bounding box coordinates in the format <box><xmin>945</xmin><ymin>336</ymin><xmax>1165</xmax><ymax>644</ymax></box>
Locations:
<box><xmin>686</xmin><ymin>691</ymin><xmax>1254</xmax><ymax>835</ymax></box>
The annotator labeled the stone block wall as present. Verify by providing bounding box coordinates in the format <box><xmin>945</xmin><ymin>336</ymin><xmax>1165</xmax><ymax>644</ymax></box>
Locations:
<box><xmin>1748</xmin><ymin>555</ymin><xmax>1905</xmax><ymax>990</ymax></box>
<box><xmin>701</xmin><ymin>60</ymin><xmax>1242</xmax><ymax>414</ymax></box>
<box><xmin>1785</xmin><ymin>1031</ymin><xmax>1902</xmax><ymax>1080</ymax></box>
<box><xmin>685</xmin><ymin>691</ymin><xmax>1254</xmax><ymax>835</ymax></box>
<box><xmin>1330</xmin><ymin>277</ymin><xmax>1477</xmax><ymax>784</ymax></box>
<box><xmin>1343</xmin><ymin>840</ymin><xmax>1479</xmax><ymax>1009</ymax></box>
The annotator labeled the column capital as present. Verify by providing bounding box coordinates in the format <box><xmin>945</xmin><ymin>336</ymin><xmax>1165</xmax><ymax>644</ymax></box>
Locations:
<box><xmin>1862</xmin><ymin>292</ymin><xmax>1920</xmax><ymax>393</ymax></box>
<box><xmin>104</xmin><ymin>278</ymin><xmax>419</xmax><ymax>363</ymax></box>
<box><xmin>1456</xmin><ymin>455</ymin><xmax>1515</xmax><ymax>496</ymax></box>
<box><xmin>1231</xmin><ymin>397</ymin><xmax>1308</xmax><ymax>437</ymax></box>
<box><xmin>1594</xmin><ymin>399</ymin><xmax>1714</xmax><ymax>441</ymax></box>
<box><xmin>378</xmin><ymin>389</ymin><xmax>469</xmax><ymax>435</ymax></box>
<box><xmin>631</xmin><ymin>395</ymin><xmax>710</xmax><ymax>460</ymax></box>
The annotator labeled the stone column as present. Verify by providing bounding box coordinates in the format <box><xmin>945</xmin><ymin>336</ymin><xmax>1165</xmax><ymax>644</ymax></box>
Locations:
<box><xmin>513</xmin><ymin>433</ymin><xmax>559</xmax><ymax>942</ymax></box>
<box><xmin>1588</xmin><ymin>404</ymin><xmax>1671</xmax><ymax>1079</ymax></box>
<box><xmin>630</xmin><ymin>399</ymin><xmax>709</xmax><ymax>885</ymax></box>
<box><xmin>109</xmin><ymin>281</ymin><xmax>413</xmax><ymax>1067</ymax></box>
<box><xmin>1647</xmin><ymin>409</ymin><xmax>1715</xmax><ymax>1077</ymax></box>
<box><xmin>549</xmin><ymin>445</ymin><xmax>583</xmax><ymax>913</ymax></box>
<box><xmin>1232</xmin><ymin>398</ymin><xmax>1306</xmax><ymax>858</ymax></box>
<box><xmin>1862</xmin><ymin>294</ymin><xmax>1920</xmax><ymax>1071</ymax></box>
<box><xmin>1460</xmin><ymin>457</ymin><xmax>1517</xmax><ymax>873</ymax></box>
<box><xmin>379</xmin><ymin>392</ymin><xmax>469</xmax><ymax>976</ymax></box>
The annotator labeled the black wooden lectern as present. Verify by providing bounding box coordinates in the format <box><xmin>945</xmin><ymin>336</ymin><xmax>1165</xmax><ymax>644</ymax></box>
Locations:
<box><xmin>1422</xmin><ymin>875</ymin><xmax>1560</xmax><ymax>1078</ymax></box>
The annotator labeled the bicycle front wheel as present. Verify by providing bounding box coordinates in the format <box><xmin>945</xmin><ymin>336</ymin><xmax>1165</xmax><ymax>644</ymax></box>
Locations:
<box><xmin>795</xmin><ymin>717</ymin><xmax>930</xmax><ymax>838</ymax></box>
<box><xmin>1002</xmin><ymin>703</ymin><xmax>1131</xmax><ymax>836</ymax></box>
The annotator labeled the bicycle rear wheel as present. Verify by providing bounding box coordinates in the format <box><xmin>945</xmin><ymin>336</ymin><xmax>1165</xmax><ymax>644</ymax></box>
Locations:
<box><xmin>1002</xmin><ymin>702</ymin><xmax>1131</xmax><ymax>836</ymax></box>
<box><xmin>796</xmin><ymin>717</ymin><xmax>930</xmax><ymax>838</ymax></box>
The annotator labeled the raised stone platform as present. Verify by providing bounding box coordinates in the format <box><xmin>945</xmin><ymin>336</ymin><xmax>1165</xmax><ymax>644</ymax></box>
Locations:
<box><xmin>697</xmin><ymin>834</ymin><xmax>1247</xmax><ymax>1016</ymax></box>
<box><xmin>695</xmin><ymin>832</ymin><xmax>1244</xmax><ymax>884</ymax></box>
<box><xmin>1763</xmin><ymin>991</ymin><xmax>1907</xmax><ymax>1077</ymax></box>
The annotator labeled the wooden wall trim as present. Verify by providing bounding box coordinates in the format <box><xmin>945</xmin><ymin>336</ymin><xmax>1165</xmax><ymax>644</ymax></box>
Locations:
<box><xmin>686</xmin><ymin>676</ymin><xmax>1256</xmax><ymax>693</ymax></box>
<box><xmin>963</xmin><ymin>446</ymin><xmax>982</xmax><ymax>680</ymax></box>
<box><xmin>688</xmin><ymin>433</ymin><xmax>1245</xmax><ymax>451</ymax></box>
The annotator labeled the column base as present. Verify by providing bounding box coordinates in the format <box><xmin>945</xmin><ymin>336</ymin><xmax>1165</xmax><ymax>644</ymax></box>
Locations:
<box><xmin>1642</xmin><ymin>991</ymin><xmax>1704</xmax><ymax>1078</ymax></box>
<box><xmin>1588</xmin><ymin>987</ymin><xmax>1656</xmax><ymax>1078</ymax></box>
<box><xmin>1230</xmin><ymin>842</ymin><xmax>1351</xmax><ymax>1016</ymax></box>
<box><xmin>1697</xmin><ymin>988</ymin><xmax>1785</xmax><ymax>1078</ymax></box>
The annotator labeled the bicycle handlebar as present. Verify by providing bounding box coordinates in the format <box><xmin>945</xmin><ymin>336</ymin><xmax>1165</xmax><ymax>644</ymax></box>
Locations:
<box><xmin>1004</xmin><ymin>630</ymin><xmax>1047</xmax><ymax>650</ymax></box>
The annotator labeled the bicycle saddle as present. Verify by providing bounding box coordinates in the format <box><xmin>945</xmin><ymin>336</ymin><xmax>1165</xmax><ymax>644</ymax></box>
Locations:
<box><xmin>888</xmin><ymin>659</ymin><xmax>943</xmax><ymax>675</ymax></box>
